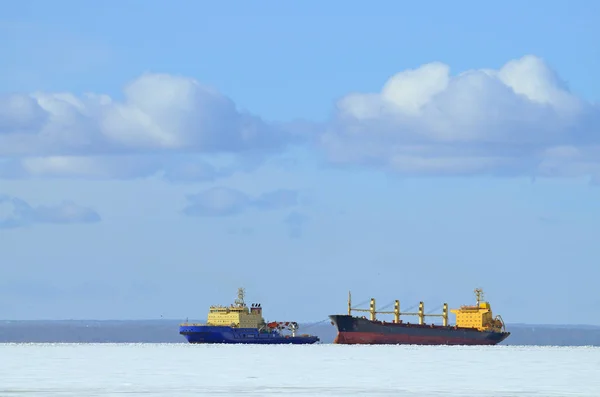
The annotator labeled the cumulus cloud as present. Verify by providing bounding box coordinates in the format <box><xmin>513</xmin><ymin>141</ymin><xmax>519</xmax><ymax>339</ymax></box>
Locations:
<box><xmin>321</xmin><ymin>55</ymin><xmax>600</xmax><ymax>179</ymax></box>
<box><xmin>0</xmin><ymin>195</ymin><xmax>101</xmax><ymax>229</ymax></box>
<box><xmin>1</xmin><ymin>55</ymin><xmax>599</xmax><ymax>181</ymax></box>
<box><xmin>0</xmin><ymin>73</ymin><xmax>297</xmax><ymax>180</ymax></box>
<box><xmin>182</xmin><ymin>187</ymin><xmax>300</xmax><ymax>217</ymax></box>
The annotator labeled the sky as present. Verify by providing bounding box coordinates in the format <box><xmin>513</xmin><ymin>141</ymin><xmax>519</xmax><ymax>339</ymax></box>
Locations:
<box><xmin>1</xmin><ymin>0</ymin><xmax>600</xmax><ymax>325</ymax></box>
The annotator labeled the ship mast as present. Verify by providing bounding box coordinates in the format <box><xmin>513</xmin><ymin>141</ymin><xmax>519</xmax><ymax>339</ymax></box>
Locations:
<box><xmin>474</xmin><ymin>288</ymin><xmax>484</xmax><ymax>306</ymax></box>
<box><xmin>235</xmin><ymin>287</ymin><xmax>246</xmax><ymax>307</ymax></box>
<box><xmin>347</xmin><ymin>293</ymin><xmax>448</xmax><ymax>326</ymax></box>
<box><xmin>348</xmin><ymin>291</ymin><xmax>352</xmax><ymax>315</ymax></box>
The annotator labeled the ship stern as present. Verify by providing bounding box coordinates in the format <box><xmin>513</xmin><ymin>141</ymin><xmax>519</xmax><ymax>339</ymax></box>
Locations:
<box><xmin>494</xmin><ymin>331</ymin><xmax>511</xmax><ymax>345</ymax></box>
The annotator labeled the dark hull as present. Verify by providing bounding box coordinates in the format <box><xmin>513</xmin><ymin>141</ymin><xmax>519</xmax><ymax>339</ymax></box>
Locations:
<box><xmin>329</xmin><ymin>315</ymin><xmax>510</xmax><ymax>345</ymax></box>
<box><xmin>179</xmin><ymin>325</ymin><xmax>319</xmax><ymax>344</ymax></box>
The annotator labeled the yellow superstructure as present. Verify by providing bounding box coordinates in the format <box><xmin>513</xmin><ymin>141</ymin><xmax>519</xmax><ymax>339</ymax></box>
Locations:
<box><xmin>206</xmin><ymin>287</ymin><xmax>266</xmax><ymax>328</ymax></box>
<box><xmin>450</xmin><ymin>288</ymin><xmax>505</xmax><ymax>332</ymax></box>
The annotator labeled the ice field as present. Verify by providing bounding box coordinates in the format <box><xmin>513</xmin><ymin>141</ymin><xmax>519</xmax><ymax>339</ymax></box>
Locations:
<box><xmin>1</xmin><ymin>343</ymin><xmax>599</xmax><ymax>396</ymax></box>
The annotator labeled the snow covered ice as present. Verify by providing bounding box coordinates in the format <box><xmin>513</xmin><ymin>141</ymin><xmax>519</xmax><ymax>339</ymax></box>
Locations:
<box><xmin>1</xmin><ymin>343</ymin><xmax>599</xmax><ymax>396</ymax></box>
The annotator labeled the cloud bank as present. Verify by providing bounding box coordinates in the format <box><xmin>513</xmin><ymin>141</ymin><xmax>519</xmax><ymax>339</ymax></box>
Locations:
<box><xmin>182</xmin><ymin>187</ymin><xmax>300</xmax><ymax>217</ymax></box>
<box><xmin>322</xmin><ymin>55</ymin><xmax>600</xmax><ymax>178</ymax></box>
<box><xmin>182</xmin><ymin>187</ymin><xmax>307</xmax><ymax>238</ymax></box>
<box><xmin>0</xmin><ymin>74</ymin><xmax>294</xmax><ymax>181</ymax></box>
<box><xmin>0</xmin><ymin>195</ymin><xmax>101</xmax><ymax>229</ymax></box>
<box><xmin>1</xmin><ymin>55</ymin><xmax>599</xmax><ymax>181</ymax></box>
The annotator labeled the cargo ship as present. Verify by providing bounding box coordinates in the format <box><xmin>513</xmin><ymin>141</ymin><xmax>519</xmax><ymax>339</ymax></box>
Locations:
<box><xmin>329</xmin><ymin>288</ymin><xmax>510</xmax><ymax>345</ymax></box>
<box><xmin>179</xmin><ymin>288</ymin><xmax>320</xmax><ymax>344</ymax></box>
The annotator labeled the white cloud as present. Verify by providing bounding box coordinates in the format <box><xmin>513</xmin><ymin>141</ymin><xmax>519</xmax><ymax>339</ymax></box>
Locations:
<box><xmin>0</xmin><ymin>73</ymin><xmax>293</xmax><ymax>180</ymax></box>
<box><xmin>0</xmin><ymin>195</ymin><xmax>100</xmax><ymax>229</ymax></box>
<box><xmin>1</xmin><ymin>55</ymin><xmax>599</xmax><ymax>181</ymax></box>
<box><xmin>321</xmin><ymin>55</ymin><xmax>600</xmax><ymax>179</ymax></box>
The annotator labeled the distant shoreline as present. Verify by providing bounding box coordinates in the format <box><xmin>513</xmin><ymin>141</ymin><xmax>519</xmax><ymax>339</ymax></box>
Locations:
<box><xmin>2</xmin><ymin>319</ymin><xmax>600</xmax><ymax>331</ymax></box>
<box><xmin>2</xmin><ymin>319</ymin><xmax>599</xmax><ymax>327</ymax></box>
<box><xmin>1</xmin><ymin>320</ymin><xmax>600</xmax><ymax>346</ymax></box>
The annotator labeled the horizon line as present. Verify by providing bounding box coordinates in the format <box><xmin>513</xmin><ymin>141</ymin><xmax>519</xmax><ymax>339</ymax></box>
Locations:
<box><xmin>1</xmin><ymin>319</ymin><xmax>599</xmax><ymax>329</ymax></box>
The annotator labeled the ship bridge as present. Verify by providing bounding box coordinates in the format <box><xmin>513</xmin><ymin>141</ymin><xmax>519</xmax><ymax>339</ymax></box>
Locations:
<box><xmin>450</xmin><ymin>289</ymin><xmax>505</xmax><ymax>332</ymax></box>
<box><xmin>206</xmin><ymin>288</ymin><xmax>266</xmax><ymax>329</ymax></box>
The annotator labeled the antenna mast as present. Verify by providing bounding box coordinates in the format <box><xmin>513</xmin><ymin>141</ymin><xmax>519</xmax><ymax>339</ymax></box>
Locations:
<box><xmin>235</xmin><ymin>287</ymin><xmax>246</xmax><ymax>307</ymax></box>
<box><xmin>474</xmin><ymin>288</ymin><xmax>484</xmax><ymax>305</ymax></box>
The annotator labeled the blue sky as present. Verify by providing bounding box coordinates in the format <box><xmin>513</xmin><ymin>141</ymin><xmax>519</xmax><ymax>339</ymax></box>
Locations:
<box><xmin>1</xmin><ymin>0</ymin><xmax>599</xmax><ymax>325</ymax></box>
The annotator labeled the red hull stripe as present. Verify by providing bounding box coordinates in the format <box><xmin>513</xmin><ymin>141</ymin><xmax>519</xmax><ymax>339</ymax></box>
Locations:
<box><xmin>335</xmin><ymin>332</ymin><xmax>500</xmax><ymax>345</ymax></box>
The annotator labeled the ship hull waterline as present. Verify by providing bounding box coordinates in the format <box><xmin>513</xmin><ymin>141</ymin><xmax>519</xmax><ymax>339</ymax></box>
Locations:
<box><xmin>179</xmin><ymin>325</ymin><xmax>320</xmax><ymax>345</ymax></box>
<box><xmin>329</xmin><ymin>315</ymin><xmax>510</xmax><ymax>346</ymax></box>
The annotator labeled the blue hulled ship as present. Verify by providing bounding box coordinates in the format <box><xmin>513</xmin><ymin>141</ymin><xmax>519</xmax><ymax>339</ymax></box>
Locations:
<box><xmin>179</xmin><ymin>288</ymin><xmax>320</xmax><ymax>344</ymax></box>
